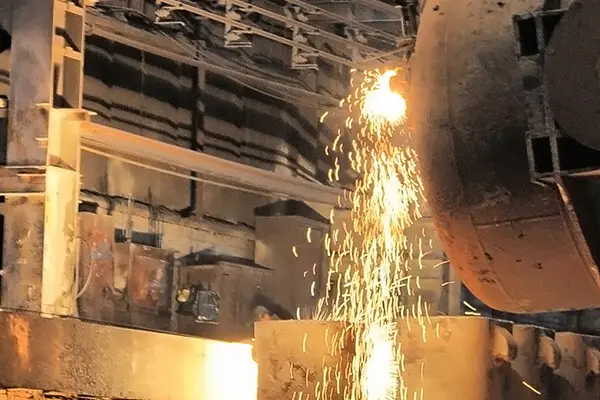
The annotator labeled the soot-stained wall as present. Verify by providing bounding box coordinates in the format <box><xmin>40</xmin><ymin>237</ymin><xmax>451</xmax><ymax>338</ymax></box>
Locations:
<box><xmin>78</xmin><ymin>31</ymin><xmax>344</xmax><ymax>226</ymax></box>
<box><xmin>0</xmin><ymin>32</ymin><xmax>342</xmax><ymax>214</ymax></box>
<box><xmin>81</xmin><ymin>33</ymin><xmax>330</xmax><ymax>204</ymax></box>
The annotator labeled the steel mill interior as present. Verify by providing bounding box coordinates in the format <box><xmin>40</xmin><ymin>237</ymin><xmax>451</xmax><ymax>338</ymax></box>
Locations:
<box><xmin>1</xmin><ymin>0</ymin><xmax>600</xmax><ymax>399</ymax></box>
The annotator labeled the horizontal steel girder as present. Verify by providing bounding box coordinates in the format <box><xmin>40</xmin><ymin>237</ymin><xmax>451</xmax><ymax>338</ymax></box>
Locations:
<box><xmin>79</xmin><ymin>120</ymin><xmax>343</xmax><ymax>205</ymax></box>
<box><xmin>0</xmin><ymin>310</ymin><xmax>258</xmax><ymax>400</ymax></box>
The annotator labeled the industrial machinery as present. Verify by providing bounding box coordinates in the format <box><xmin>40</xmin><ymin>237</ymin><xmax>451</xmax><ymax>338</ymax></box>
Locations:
<box><xmin>410</xmin><ymin>0</ymin><xmax>600</xmax><ymax>314</ymax></box>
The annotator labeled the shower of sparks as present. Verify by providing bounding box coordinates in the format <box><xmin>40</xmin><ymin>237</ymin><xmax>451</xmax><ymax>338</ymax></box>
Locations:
<box><xmin>305</xmin><ymin>69</ymin><xmax>431</xmax><ymax>400</ymax></box>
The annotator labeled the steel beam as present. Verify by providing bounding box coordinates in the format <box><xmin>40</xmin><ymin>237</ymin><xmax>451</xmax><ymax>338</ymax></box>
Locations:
<box><xmin>79</xmin><ymin>121</ymin><xmax>343</xmax><ymax>205</ymax></box>
<box><xmin>4</xmin><ymin>0</ymin><xmax>86</xmax><ymax>315</ymax></box>
<box><xmin>0</xmin><ymin>310</ymin><xmax>257</xmax><ymax>399</ymax></box>
<box><xmin>157</xmin><ymin>0</ymin><xmax>360</xmax><ymax>67</ymax></box>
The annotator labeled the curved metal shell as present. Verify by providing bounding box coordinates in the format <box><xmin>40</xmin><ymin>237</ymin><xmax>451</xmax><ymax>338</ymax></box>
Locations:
<box><xmin>546</xmin><ymin>0</ymin><xmax>600</xmax><ymax>150</ymax></box>
<box><xmin>408</xmin><ymin>0</ymin><xmax>600</xmax><ymax>312</ymax></box>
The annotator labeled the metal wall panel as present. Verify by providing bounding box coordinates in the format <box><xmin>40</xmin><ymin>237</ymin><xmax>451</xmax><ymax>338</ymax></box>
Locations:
<box><xmin>82</xmin><ymin>33</ymin><xmax>329</xmax><ymax>183</ymax></box>
<box><xmin>77</xmin><ymin>212</ymin><xmax>116</xmax><ymax>322</ymax></box>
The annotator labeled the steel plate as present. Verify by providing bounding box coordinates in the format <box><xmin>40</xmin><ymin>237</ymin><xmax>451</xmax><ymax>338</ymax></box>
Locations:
<box><xmin>0</xmin><ymin>310</ymin><xmax>255</xmax><ymax>399</ymax></box>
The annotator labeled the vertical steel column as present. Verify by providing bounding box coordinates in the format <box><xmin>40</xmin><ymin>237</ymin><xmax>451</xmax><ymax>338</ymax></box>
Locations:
<box><xmin>3</xmin><ymin>0</ymin><xmax>86</xmax><ymax>315</ymax></box>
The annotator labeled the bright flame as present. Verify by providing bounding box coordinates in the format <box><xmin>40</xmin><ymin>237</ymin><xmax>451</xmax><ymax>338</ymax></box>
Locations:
<box><xmin>364</xmin><ymin>325</ymin><xmax>398</xmax><ymax>400</ymax></box>
<box><xmin>361</xmin><ymin>70</ymin><xmax>407</xmax><ymax>131</ymax></box>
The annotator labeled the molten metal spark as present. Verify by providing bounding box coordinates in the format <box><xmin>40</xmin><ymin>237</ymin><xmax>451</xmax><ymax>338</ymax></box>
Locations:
<box><xmin>306</xmin><ymin>69</ymin><xmax>429</xmax><ymax>400</ymax></box>
<box><xmin>361</xmin><ymin>70</ymin><xmax>408</xmax><ymax>132</ymax></box>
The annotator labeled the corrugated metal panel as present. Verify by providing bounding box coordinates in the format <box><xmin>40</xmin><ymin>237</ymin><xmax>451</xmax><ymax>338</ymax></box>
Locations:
<box><xmin>82</xmin><ymin>34</ymin><xmax>330</xmax><ymax>183</ymax></box>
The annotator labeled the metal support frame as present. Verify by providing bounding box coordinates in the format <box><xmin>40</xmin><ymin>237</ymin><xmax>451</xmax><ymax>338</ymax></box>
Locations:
<box><xmin>283</xmin><ymin>0</ymin><xmax>402</xmax><ymax>45</ymax></box>
<box><xmin>155</xmin><ymin>0</ymin><xmax>413</xmax><ymax>68</ymax></box>
<box><xmin>80</xmin><ymin>121</ymin><xmax>343</xmax><ymax>205</ymax></box>
<box><xmin>3</xmin><ymin>0</ymin><xmax>86</xmax><ymax>315</ymax></box>
<box><xmin>87</xmin><ymin>12</ymin><xmax>343</xmax><ymax>106</ymax></box>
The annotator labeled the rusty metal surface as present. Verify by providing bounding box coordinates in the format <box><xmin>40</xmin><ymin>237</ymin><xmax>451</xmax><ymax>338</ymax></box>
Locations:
<box><xmin>399</xmin><ymin>317</ymin><xmax>503</xmax><ymax>399</ymax></box>
<box><xmin>254</xmin><ymin>320</ymin><xmax>354</xmax><ymax>400</ymax></box>
<box><xmin>128</xmin><ymin>247</ymin><xmax>172</xmax><ymax>312</ymax></box>
<box><xmin>1</xmin><ymin>198</ymin><xmax>44</xmax><ymax>312</ymax></box>
<box><xmin>7</xmin><ymin>0</ymin><xmax>52</xmax><ymax>165</ymax></box>
<box><xmin>0</xmin><ymin>310</ymin><xmax>241</xmax><ymax>400</ymax></box>
<box><xmin>3</xmin><ymin>1</ymin><xmax>86</xmax><ymax>316</ymax></box>
<box><xmin>408</xmin><ymin>0</ymin><xmax>600</xmax><ymax>312</ymax></box>
<box><xmin>1</xmin><ymin>0</ymin><xmax>55</xmax><ymax>312</ymax></box>
<box><xmin>77</xmin><ymin>212</ymin><xmax>116</xmax><ymax>321</ymax></box>
<box><xmin>0</xmin><ymin>388</ymin><xmax>138</xmax><ymax>399</ymax></box>
<box><xmin>398</xmin><ymin>316</ymin><xmax>600</xmax><ymax>399</ymax></box>
<box><xmin>546</xmin><ymin>0</ymin><xmax>600</xmax><ymax>150</ymax></box>
<box><xmin>114</xmin><ymin>244</ymin><xmax>174</xmax><ymax>331</ymax></box>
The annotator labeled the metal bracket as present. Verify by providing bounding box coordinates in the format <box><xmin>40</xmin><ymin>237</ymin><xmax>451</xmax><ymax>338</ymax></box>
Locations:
<box><xmin>223</xmin><ymin>3</ymin><xmax>253</xmax><ymax>48</ymax></box>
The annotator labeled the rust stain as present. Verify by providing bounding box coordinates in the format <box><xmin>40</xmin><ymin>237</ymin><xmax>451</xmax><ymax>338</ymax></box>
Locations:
<box><xmin>8</xmin><ymin>314</ymin><xmax>30</xmax><ymax>371</ymax></box>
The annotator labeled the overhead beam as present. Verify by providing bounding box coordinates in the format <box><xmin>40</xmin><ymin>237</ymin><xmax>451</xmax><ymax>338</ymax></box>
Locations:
<box><xmin>80</xmin><ymin>121</ymin><xmax>344</xmax><ymax>205</ymax></box>
<box><xmin>283</xmin><ymin>0</ymin><xmax>403</xmax><ymax>45</ymax></box>
<box><xmin>218</xmin><ymin>0</ymin><xmax>392</xmax><ymax>55</ymax></box>
<box><xmin>157</xmin><ymin>0</ymin><xmax>360</xmax><ymax>67</ymax></box>
<box><xmin>86</xmin><ymin>13</ymin><xmax>342</xmax><ymax>107</ymax></box>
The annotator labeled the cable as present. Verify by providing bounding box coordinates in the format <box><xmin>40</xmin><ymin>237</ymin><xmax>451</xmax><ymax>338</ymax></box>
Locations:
<box><xmin>90</xmin><ymin>3</ymin><xmax>342</xmax><ymax>108</ymax></box>
<box><xmin>74</xmin><ymin>235</ymin><xmax>94</xmax><ymax>299</ymax></box>
<box><xmin>155</xmin><ymin>30</ymin><xmax>324</xmax><ymax>108</ymax></box>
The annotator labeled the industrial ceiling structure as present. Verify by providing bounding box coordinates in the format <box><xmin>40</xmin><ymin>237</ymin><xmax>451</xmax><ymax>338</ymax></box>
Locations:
<box><xmin>84</xmin><ymin>0</ymin><xmax>418</xmax><ymax>109</ymax></box>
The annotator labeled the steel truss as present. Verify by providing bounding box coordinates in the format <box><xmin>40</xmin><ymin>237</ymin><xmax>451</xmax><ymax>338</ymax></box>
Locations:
<box><xmin>154</xmin><ymin>0</ymin><xmax>415</xmax><ymax>69</ymax></box>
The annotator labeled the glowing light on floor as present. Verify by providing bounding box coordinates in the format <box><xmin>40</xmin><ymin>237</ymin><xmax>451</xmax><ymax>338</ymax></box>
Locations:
<box><xmin>364</xmin><ymin>325</ymin><xmax>398</xmax><ymax>400</ymax></box>
<box><xmin>307</xmin><ymin>69</ymin><xmax>430</xmax><ymax>400</ymax></box>
<box><xmin>202</xmin><ymin>341</ymin><xmax>257</xmax><ymax>400</ymax></box>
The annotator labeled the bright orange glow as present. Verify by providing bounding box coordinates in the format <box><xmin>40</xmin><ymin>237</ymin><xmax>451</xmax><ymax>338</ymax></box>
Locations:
<box><xmin>361</xmin><ymin>70</ymin><xmax>407</xmax><ymax>131</ymax></box>
<box><xmin>364</xmin><ymin>325</ymin><xmax>398</xmax><ymax>400</ymax></box>
<box><xmin>202</xmin><ymin>341</ymin><xmax>257</xmax><ymax>400</ymax></box>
